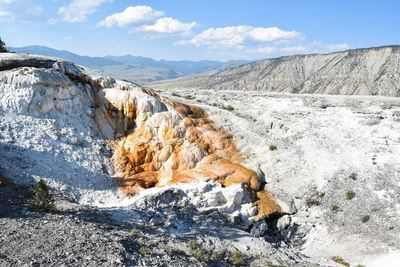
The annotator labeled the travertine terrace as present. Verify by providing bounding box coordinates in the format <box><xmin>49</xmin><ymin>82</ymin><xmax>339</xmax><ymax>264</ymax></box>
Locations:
<box><xmin>0</xmin><ymin>53</ymin><xmax>282</xmax><ymax>223</ymax></box>
<box><xmin>95</xmin><ymin>86</ymin><xmax>260</xmax><ymax>194</ymax></box>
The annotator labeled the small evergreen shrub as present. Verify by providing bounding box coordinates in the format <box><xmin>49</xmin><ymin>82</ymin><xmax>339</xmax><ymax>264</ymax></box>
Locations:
<box><xmin>139</xmin><ymin>245</ymin><xmax>150</xmax><ymax>255</ymax></box>
<box><xmin>349</xmin><ymin>172</ymin><xmax>357</xmax><ymax>180</ymax></box>
<box><xmin>29</xmin><ymin>179</ymin><xmax>55</xmax><ymax>212</ymax></box>
<box><xmin>188</xmin><ymin>240</ymin><xmax>210</xmax><ymax>262</ymax></box>
<box><xmin>306</xmin><ymin>198</ymin><xmax>321</xmax><ymax>207</ymax></box>
<box><xmin>225</xmin><ymin>105</ymin><xmax>234</xmax><ymax>111</ymax></box>
<box><xmin>332</xmin><ymin>256</ymin><xmax>350</xmax><ymax>266</ymax></box>
<box><xmin>188</xmin><ymin>240</ymin><xmax>199</xmax><ymax>251</ymax></box>
<box><xmin>228</xmin><ymin>250</ymin><xmax>247</xmax><ymax>265</ymax></box>
<box><xmin>346</xmin><ymin>190</ymin><xmax>355</xmax><ymax>200</ymax></box>
<box><xmin>234</xmin><ymin>112</ymin><xmax>245</xmax><ymax>118</ymax></box>
<box><xmin>188</xmin><ymin>240</ymin><xmax>223</xmax><ymax>263</ymax></box>
<box><xmin>306</xmin><ymin>190</ymin><xmax>325</xmax><ymax>207</ymax></box>
<box><xmin>269</xmin><ymin>145</ymin><xmax>277</xmax><ymax>151</ymax></box>
<box><xmin>361</xmin><ymin>215</ymin><xmax>370</xmax><ymax>223</ymax></box>
<box><xmin>129</xmin><ymin>227</ymin><xmax>139</xmax><ymax>237</ymax></box>
<box><xmin>0</xmin><ymin>38</ymin><xmax>8</xmax><ymax>53</ymax></box>
<box><xmin>331</xmin><ymin>205</ymin><xmax>339</xmax><ymax>212</ymax></box>
<box><xmin>163</xmin><ymin>246</ymin><xmax>186</xmax><ymax>255</ymax></box>
<box><xmin>184</xmin><ymin>95</ymin><xmax>195</xmax><ymax>100</ymax></box>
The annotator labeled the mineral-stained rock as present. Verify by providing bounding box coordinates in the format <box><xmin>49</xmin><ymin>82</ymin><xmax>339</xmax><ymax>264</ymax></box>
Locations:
<box><xmin>93</xmin><ymin>78</ymin><xmax>283</xmax><ymax>220</ymax></box>
<box><xmin>0</xmin><ymin>53</ymin><xmax>285</xmax><ymax>222</ymax></box>
<box><xmin>253</xmin><ymin>190</ymin><xmax>284</xmax><ymax>221</ymax></box>
<box><xmin>94</xmin><ymin>77</ymin><xmax>262</xmax><ymax>198</ymax></box>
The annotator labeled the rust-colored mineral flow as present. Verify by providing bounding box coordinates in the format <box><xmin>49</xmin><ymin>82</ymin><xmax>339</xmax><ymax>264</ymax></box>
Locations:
<box><xmin>94</xmin><ymin>84</ymin><xmax>283</xmax><ymax>219</ymax></box>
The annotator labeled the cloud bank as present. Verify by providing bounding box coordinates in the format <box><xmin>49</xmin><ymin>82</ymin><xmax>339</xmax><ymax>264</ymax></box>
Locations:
<box><xmin>98</xmin><ymin>5</ymin><xmax>196</xmax><ymax>35</ymax></box>
<box><xmin>176</xmin><ymin>26</ymin><xmax>301</xmax><ymax>48</ymax></box>
<box><xmin>136</xmin><ymin>17</ymin><xmax>197</xmax><ymax>34</ymax></box>
<box><xmin>97</xmin><ymin>5</ymin><xmax>163</xmax><ymax>28</ymax></box>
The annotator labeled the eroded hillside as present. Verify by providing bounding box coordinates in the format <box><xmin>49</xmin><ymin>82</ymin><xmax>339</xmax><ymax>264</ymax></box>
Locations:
<box><xmin>149</xmin><ymin>45</ymin><xmax>400</xmax><ymax>96</ymax></box>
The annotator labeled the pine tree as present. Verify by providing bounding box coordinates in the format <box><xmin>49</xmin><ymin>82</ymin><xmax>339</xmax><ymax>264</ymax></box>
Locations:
<box><xmin>30</xmin><ymin>179</ymin><xmax>55</xmax><ymax>212</ymax></box>
<box><xmin>0</xmin><ymin>38</ymin><xmax>8</xmax><ymax>53</ymax></box>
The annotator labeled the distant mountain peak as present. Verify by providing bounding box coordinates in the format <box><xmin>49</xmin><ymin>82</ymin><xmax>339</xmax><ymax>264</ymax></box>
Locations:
<box><xmin>10</xmin><ymin>45</ymin><xmax>245</xmax><ymax>85</ymax></box>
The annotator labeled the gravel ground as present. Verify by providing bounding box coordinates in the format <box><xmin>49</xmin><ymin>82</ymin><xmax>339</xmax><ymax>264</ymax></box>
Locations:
<box><xmin>0</xmin><ymin>180</ymin><xmax>207</xmax><ymax>267</ymax></box>
<box><xmin>0</xmin><ymin>177</ymin><xmax>325</xmax><ymax>267</ymax></box>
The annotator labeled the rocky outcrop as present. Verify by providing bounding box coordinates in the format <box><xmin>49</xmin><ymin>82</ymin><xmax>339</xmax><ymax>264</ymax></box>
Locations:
<box><xmin>0</xmin><ymin>53</ymin><xmax>283</xmax><ymax>224</ymax></box>
<box><xmin>94</xmin><ymin>85</ymin><xmax>260</xmax><ymax>195</ymax></box>
<box><xmin>149</xmin><ymin>45</ymin><xmax>400</xmax><ymax>96</ymax></box>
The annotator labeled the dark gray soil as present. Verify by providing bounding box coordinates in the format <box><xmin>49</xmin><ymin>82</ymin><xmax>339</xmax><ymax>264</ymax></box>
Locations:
<box><xmin>0</xmin><ymin>182</ymin><xmax>206</xmax><ymax>267</ymax></box>
<box><xmin>0</xmin><ymin>177</ymin><xmax>322</xmax><ymax>267</ymax></box>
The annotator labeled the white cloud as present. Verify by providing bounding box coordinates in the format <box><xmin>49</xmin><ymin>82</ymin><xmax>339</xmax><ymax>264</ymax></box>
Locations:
<box><xmin>64</xmin><ymin>35</ymin><xmax>72</xmax><ymax>40</ymax></box>
<box><xmin>176</xmin><ymin>25</ymin><xmax>301</xmax><ymax>48</ymax></box>
<box><xmin>97</xmin><ymin>5</ymin><xmax>163</xmax><ymax>28</ymax></box>
<box><xmin>0</xmin><ymin>0</ymin><xmax>14</xmax><ymax>4</ymax></box>
<box><xmin>325</xmin><ymin>43</ymin><xmax>349</xmax><ymax>51</ymax></box>
<box><xmin>136</xmin><ymin>17</ymin><xmax>196</xmax><ymax>34</ymax></box>
<box><xmin>58</xmin><ymin>0</ymin><xmax>112</xmax><ymax>22</ymax></box>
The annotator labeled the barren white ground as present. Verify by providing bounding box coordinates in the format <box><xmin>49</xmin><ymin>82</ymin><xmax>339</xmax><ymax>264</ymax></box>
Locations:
<box><xmin>152</xmin><ymin>87</ymin><xmax>400</xmax><ymax>267</ymax></box>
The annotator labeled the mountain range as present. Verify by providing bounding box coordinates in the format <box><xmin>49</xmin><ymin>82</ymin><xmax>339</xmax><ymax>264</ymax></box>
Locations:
<box><xmin>150</xmin><ymin>45</ymin><xmax>400</xmax><ymax>96</ymax></box>
<box><xmin>9</xmin><ymin>45</ymin><xmax>249</xmax><ymax>84</ymax></box>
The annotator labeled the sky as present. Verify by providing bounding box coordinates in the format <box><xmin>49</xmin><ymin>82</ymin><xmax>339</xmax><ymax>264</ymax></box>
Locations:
<box><xmin>0</xmin><ymin>0</ymin><xmax>399</xmax><ymax>61</ymax></box>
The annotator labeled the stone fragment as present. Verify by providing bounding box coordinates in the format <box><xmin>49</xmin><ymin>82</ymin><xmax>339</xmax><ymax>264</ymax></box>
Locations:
<box><xmin>277</xmin><ymin>215</ymin><xmax>291</xmax><ymax>231</ymax></box>
<box><xmin>250</xmin><ymin>220</ymin><xmax>268</xmax><ymax>237</ymax></box>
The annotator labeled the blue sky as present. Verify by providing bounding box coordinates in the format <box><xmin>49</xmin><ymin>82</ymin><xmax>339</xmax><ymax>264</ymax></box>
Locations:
<box><xmin>0</xmin><ymin>0</ymin><xmax>399</xmax><ymax>61</ymax></box>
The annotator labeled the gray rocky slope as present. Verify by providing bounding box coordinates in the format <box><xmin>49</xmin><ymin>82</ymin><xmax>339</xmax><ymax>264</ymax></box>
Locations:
<box><xmin>149</xmin><ymin>45</ymin><xmax>400</xmax><ymax>96</ymax></box>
